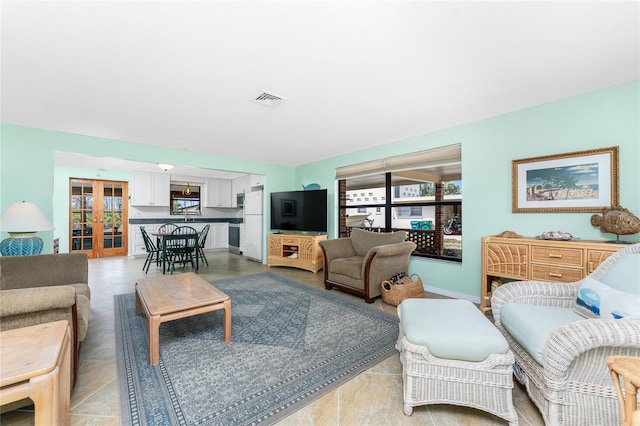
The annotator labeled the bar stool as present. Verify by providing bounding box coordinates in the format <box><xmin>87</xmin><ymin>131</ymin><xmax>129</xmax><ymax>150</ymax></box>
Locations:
<box><xmin>607</xmin><ymin>355</ymin><xmax>640</xmax><ymax>426</ymax></box>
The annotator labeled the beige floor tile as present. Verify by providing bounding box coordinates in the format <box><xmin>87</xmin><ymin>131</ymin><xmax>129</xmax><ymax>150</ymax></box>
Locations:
<box><xmin>72</xmin><ymin>379</ymin><xmax>119</xmax><ymax>417</ymax></box>
<box><xmin>275</xmin><ymin>389</ymin><xmax>340</xmax><ymax>426</ymax></box>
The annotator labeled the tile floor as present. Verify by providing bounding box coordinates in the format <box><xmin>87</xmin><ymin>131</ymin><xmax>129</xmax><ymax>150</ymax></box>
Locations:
<box><xmin>1</xmin><ymin>251</ymin><xmax>545</xmax><ymax>425</ymax></box>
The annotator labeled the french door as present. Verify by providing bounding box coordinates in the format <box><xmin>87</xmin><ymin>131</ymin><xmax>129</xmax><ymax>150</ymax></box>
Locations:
<box><xmin>70</xmin><ymin>179</ymin><xmax>128</xmax><ymax>258</ymax></box>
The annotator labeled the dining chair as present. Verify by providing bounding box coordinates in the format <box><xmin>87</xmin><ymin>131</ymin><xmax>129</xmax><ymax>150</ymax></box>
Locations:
<box><xmin>157</xmin><ymin>223</ymin><xmax>179</xmax><ymax>250</ymax></box>
<box><xmin>167</xmin><ymin>226</ymin><xmax>199</xmax><ymax>273</ymax></box>
<box><xmin>197</xmin><ymin>224</ymin><xmax>210</xmax><ymax>266</ymax></box>
<box><xmin>157</xmin><ymin>223</ymin><xmax>178</xmax><ymax>233</ymax></box>
<box><xmin>140</xmin><ymin>226</ymin><xmax>162</xmax><ymax>273</ymax></box>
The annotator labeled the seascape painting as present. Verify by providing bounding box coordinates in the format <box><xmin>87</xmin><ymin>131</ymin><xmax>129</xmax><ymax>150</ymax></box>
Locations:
<box><xmin>526</xmin><ymin>162</ymin><xmax>598</xmax><ymax>201</ymax></box>
<box><xmin>512</xmin><ymin>147</ymin><xmax>618</xmax><ymax>213</ymax></box>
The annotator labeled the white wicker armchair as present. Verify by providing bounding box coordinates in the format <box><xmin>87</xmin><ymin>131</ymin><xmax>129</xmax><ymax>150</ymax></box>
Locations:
<box><xmin>492</xmin><ymin>243</ymin><xmax>640</xmax><ymax>426</ymax></box>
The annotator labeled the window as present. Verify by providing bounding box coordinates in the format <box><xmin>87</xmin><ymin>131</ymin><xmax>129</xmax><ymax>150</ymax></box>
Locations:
<box><xmin>396</xmin><ymin>206</ymin><xmax>423</xmax><ymax>217</ymax></box>
<box><xmin>336</xmin><ymin>144</ymin><xmax>462</xmax><ymax>261</ymax></box>
<box><xmin>170</xmin><ymin>184</ymin><xmax>201</xmax><ymax>216</ymax></box>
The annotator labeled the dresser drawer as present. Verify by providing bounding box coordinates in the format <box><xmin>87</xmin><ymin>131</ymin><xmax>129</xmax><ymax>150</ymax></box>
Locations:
<box><xmin>531</xmin><ymin>264</ymin><xmax>583</xmax><ymax>283</ymax></box>
<box><xmin>531</xmin><ymin>246</ymin><xmax>583</xmax><ymax>267</ymax></box>
<box><xmin>282</xmin><ymin>237</ymin><xmax>299</xmax><ymax>245</ymax></box>
<box><xmin>587</xmin><ymin>250</ymin><xmax>615</xmax><ymax>273</ymax></box>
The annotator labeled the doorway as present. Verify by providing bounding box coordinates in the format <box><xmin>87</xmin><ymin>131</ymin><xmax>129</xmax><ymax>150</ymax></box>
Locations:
<box><xmin>70</xmin><ymin>179</ymin><xmax>128</xmax><ymax>258</ymax></box>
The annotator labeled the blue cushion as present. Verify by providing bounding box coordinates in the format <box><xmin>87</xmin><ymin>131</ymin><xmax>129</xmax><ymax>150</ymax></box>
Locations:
<box><xmin>574</xmin><ymin>276</ymin><xmax>640</xmax><ymax>319</ymax></box>
<box><xmin>599</xmin><ymin>253</ymin><xmax>640</xmax><ymax>294</ymax></box>
<box><xmin>399</xmin><ymin>299</ymin><xmax>509</xmax><ymax>362</ymax></box>
<box><xmin>501</xmin><ymin>303</ymin><xmax>583</xmax><ymax>365</ymax></box>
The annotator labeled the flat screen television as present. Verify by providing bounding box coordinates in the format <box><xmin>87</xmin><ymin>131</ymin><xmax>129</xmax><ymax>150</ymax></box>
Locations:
<box><xmin>270</xmin><ymin>189</ymin><xmax>328</xmax><ymax>233</ymax></box>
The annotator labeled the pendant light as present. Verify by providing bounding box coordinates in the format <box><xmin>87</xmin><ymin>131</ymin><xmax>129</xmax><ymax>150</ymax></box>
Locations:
<box><xmin>182</xmin><ymin>182</ymin><xmax>192</xmax><ymax>196</ymax></box>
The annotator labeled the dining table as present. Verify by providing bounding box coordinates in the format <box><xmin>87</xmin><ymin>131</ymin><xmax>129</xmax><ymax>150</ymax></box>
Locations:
<box><xmin>152</xmin><ymin>231</ymin><xmax>201</xmax><ymax>274</ymax></box>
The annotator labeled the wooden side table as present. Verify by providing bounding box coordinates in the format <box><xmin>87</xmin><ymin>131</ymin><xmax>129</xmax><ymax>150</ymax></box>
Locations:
<box><xmin>0</xmin><ymin>320</ymin><xmax>71</xmax><ymax>426</ymax></box>
<box><xmin>607</xmin><ymin>355</ymin><xmax>640</xmax><ymax>426</ymax></box>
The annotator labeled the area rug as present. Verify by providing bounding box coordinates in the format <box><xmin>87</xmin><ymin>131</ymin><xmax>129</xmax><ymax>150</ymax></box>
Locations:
<box><xmin>115</xmin><ymin>272</ymin><xmax>399</xmax><ymax>425</ymax></box>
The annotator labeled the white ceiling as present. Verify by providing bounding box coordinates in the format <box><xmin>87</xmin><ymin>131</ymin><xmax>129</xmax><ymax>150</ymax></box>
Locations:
<box><xmin>2</xmin><ymin>1</ymin><xmax>639</xmax><ymax>167</ymax></box>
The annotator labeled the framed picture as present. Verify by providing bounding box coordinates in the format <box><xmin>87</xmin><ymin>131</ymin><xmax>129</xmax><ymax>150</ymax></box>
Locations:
<box><xmin>512</xmin><ymin>146</ymin><xmax>619</xmax><ymax>213</ymax></box>
<box><xmin>282</xmin><ymin>199</ymin><xmax>296</xmax><ymax>216</ymax></box>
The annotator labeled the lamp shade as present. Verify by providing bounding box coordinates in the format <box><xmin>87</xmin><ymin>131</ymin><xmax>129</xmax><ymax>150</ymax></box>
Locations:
<box><xmin>0</xmin><ymin>201</ymin><xmax>55</xmax><ymax>233</ymax></box>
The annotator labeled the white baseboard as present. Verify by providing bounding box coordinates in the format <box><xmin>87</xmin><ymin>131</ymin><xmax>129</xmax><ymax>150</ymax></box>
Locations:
<box><xmin>423</xmin><ymin>284</ymin><xmax>480</xmax><ymax>304</ymax></box>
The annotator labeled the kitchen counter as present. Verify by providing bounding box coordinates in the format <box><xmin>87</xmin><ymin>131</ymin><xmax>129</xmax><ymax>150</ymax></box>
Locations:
<box><xmin>129</xmin><ymin>218</ymin><xmax>243</xmax><ymax>225</ymax></box>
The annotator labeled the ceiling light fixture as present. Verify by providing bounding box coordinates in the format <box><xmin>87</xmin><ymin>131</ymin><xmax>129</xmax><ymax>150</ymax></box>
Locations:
<box><xmin>182</xmin><ymin>182</ymin><xmax>192</xmax><ymax>196</ymax></box>
<box><xmin>157</xmin><ymin>163</ymin><xmax>174</xmax><ymax>171</ymax></box>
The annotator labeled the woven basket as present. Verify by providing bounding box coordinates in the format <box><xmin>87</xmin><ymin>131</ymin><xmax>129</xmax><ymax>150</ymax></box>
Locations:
<box><xmin>381</xmin><ymin>274</ymin><xmax>424</xmax><ymax>306</ymax></box>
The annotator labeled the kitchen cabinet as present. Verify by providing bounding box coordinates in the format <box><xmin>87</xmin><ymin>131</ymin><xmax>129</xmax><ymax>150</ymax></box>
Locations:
<box><xmin>129</xmin><ymin>221</ymin><xmax>231</xmax><ymax>258</ymax></box>
<box><xmin>130</xmin><ymin>172</ymin><xmax>170</xmax><ymax>206</ymax></box>
<box><xmin>480</xmin><ymin>236</ymin><xmax>631</xmax><ymax>313</ymax></box>
<box><xmin>205</xmin><ymin>178</ymin><xmax>232</xmax><ymax>208</ymax></box>
<box><xmin>231</xmin><ymin>175</ymin><xmax>250</xmax><ymax>207</ymax></box>
<box><xmin>129</xmin><ymin>224</ymin><xmax>160</xmax><ymax>257</ymax></box>
<box><xmin>232</xmin><ymin>175</ymin><xmax>251</xmax><ymax>194</ymax></box>
<box><xmin>249</xmin><ymin>174</ymin><xmax>264</xmax><ymax>188</ymax></box>
<box><xmin>209</xmin><ymin>223</ymin><xmax>229</xmax><ymax>249</ymax></box>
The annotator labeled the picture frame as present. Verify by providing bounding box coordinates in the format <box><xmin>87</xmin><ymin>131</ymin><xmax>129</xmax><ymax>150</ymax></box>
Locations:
<box><xmin>512</xmin><ymin>146</ymin><xmax>619</xmax><ymax>213</ymax></box>
<box><xmin>282</xmin><ymin>199</ymin><xmax>296</xmax><ymax>216</ymax></box>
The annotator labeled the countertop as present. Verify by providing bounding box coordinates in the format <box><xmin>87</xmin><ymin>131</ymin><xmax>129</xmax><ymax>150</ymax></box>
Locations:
<box><xmin>129</xmin><ymin>218</ymin><xmax>243</xmax><ymax>225</ymax></box>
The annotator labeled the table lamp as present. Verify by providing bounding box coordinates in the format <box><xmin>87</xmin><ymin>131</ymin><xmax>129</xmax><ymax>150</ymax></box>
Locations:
<box><xmin>0</xmin><ymin>201</ymin><xmax>55</xmax><ymax>256</ymax></box>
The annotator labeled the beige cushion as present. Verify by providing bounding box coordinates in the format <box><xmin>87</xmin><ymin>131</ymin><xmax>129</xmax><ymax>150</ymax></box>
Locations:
<box><xmin>76</xmin><ymin>294</ymin><xmax>91</xmax><ymax>342</ymax></box>
<box><xmin>68</xmin><ymin>283</ymin><xmax>91</xmax><ymax>300</ymax></box>
<box><xmin>330</xmin><ymin>257</ymin><xmax>364</xmax><ymax>280</ymax></box>
<box><xmin>350</xmin><ymin>228</ymin><xmax>407</xmax><ymax>257</ymax></box>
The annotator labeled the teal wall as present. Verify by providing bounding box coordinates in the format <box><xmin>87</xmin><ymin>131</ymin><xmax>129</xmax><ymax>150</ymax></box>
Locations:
<box><xmin>1</xmin><ymin>81</ymin><xmax>638</xmax><ymax>299</ymax></box>
<box><xmin>0</xmin><ymin>126</ymin><xmax>296</xmax><ymax>253</ymax></box>
<box><xmin>295</xmin><ymin>81</ymin><xmax>640</xmax><ymax>300</ymax></box>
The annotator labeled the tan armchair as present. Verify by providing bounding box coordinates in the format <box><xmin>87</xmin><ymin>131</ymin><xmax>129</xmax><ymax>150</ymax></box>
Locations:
<box><xmin>0</xmin><ymin>253</ymin><xmax>90</xmax><ymax>391</ymax></box>
<box><xmin>319</xmin><ymin>228</ymin><xmax>417</xmax><ymax>303</ymax></box>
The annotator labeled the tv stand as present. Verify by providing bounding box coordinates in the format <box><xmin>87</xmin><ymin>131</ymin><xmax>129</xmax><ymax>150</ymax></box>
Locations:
<box><xmin>267</xmin><ymin>233</ymin><xmax>327</xmax><ymax>273</ymax></box>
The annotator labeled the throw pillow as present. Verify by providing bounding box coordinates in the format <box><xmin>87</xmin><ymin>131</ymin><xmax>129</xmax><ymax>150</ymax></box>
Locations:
<box><xmin>574</xmin><ymin>276</ymin><xmax>640</xmax><ymax>319</ymax></box>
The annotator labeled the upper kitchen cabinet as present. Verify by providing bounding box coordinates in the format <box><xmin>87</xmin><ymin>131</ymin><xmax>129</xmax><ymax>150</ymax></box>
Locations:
<box><xmin>232</xmin><ymin>175</ymin><xmax>250</xmax><ymax>194</ymax></box>
<box><xmin>205</xmin><ymin>178</ymin><xmax>232</xmax><ymax>208</ymax></box>
<box><xmin>231</xmin><ymin>175</ymin><xmax>250</xmax><ymax>207</ymax></box>
<box><xmin>130</xmin><ymin>172</ymin><xmax>170</xmax><ymax>206</ymax></box>
<box><xmin>249</xmin><ymin>174</ymin><xmax>265</xmax><ymax>188</ymax></box>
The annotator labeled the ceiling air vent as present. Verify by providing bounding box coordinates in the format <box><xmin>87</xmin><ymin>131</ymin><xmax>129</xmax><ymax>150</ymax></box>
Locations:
<box><xmin>252</xmin><ymin>91</ymin><xmax>287</xmax><ymax>108</ymax></box>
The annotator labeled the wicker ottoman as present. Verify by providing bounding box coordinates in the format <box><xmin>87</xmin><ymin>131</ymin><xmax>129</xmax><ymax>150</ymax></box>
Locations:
<box><xmin>397</xmin><ymin>299</ymin><xmax>518</xmax><ymax>425</ymax></box>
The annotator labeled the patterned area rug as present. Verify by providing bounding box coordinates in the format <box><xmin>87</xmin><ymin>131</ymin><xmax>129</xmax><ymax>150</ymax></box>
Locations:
<box><xmin>115</xmin><ymin>272</ymin><xmax>399</xmax><ymax>425</ymax></box>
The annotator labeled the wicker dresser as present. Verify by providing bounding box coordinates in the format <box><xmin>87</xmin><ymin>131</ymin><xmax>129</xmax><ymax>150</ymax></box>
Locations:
<box><xmin>480</xmin><ymin>236</ymin><xmax>631</xmax><ymax>313</ymax></box>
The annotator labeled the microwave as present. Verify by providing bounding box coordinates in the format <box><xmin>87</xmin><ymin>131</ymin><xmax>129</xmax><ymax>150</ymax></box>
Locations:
<box><xmin>237</xmin><ymin>193</ymin><xmax>245</xmax><ymax>208</ymax></box>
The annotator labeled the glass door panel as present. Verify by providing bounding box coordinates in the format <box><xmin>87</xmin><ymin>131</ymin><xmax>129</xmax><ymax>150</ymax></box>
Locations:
<box><xmin>70</xmin><ymin>179</ymin><xmax>128</xmax><ymax>258</ymax></box>
<box><xmin>101</xmin><ymin>183</ymin><xmax>125</xmax><ymax>254</ymax></box>
<box><xmin>71</xmin><ymin>180</ymin><xmax>94</xmax><ymax>252</ymax></box>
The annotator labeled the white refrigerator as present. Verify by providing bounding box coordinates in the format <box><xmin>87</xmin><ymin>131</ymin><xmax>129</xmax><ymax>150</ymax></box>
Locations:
<box><xmin>243</xmin><ymin>190</ymin><xmax>263</xmax><ymax>262</ymax></box>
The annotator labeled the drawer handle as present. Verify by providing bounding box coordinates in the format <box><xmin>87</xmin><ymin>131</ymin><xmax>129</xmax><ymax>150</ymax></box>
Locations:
<box><xmin>549</xmin><ymin>272</ymin><xmax>563</xmax><ymax>278</ymax></box>
<box><xmin>548</xmin><ymin>254</ymin><xmax>563</xmax><ymax>259</ymax></box>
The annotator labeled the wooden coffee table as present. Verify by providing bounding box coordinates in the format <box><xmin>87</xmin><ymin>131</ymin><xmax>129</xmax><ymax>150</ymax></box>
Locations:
<box><xmin>135</xmin><ymin>272</ymin><xmax>231</xmax><ymax>365</ymax></box>
<box><xmin>0</xmin><ymin>320</ymin><xmax>71</xmax><ymax>426</ymax></box>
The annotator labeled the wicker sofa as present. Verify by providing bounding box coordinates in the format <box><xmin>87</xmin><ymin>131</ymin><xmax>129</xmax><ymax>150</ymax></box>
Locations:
<box><xmin>491</xmin><ymin>243</ymin><xmax>640</xmax><ymax>426</ymax></box>
<box><xmin>0</xmin><ymin>252</ymin><xmax>90</xmax><ymax>391</ymax></box>
<box><xmin>319</xmin><ymin>228</ymin><xmax>416</xmax><ymax>303</ymax></box>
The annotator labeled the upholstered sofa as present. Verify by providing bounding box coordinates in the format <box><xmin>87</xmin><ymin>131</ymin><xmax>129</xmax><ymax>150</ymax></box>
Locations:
<box><xmin>492</xmin><ymin>243</ymin><xmax>640</xmax><ymax>426</ymax></box>
<box><xmin>0</xmin><ymin>253</ymin><xmax>90</xmax><ymax>391</ymax></box>
<box><xmin>319</xmin><ymin>228</ymin><xmax>417</xmax><ymax>303</ymax></box>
